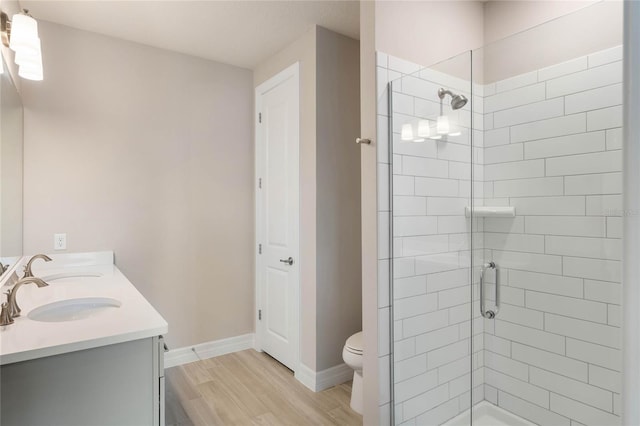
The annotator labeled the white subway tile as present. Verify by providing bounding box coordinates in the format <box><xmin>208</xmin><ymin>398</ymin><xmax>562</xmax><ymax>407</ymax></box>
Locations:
<box><xmin>394</xmin><ymin>257</ymin><xmax>415</xmax><ymax>278</ymax></box>
<box><xmin>394</xmin><ymin>338</ymin><xmax>416</xmax><ymax>361</ymax></box>
<box><xmin>389</xmin><ymin>56</ymin><xmax>421</xmax><ymax>75</ymax></box>
<box><xmin>380</xmin><ymin>307</ymin><xmax>390</xmax><ymax>356</ymax></box>
<box><xmin>510</xmin><ymin>196</ymin><xmax>585</xmax><ymax>216</ymax></box>
<box><xmin>547</xmin><ymin>61</ymin><xmax>622</xmax><ymax>98</ymax></box>
<box><xmin>402</xmin><ymin>310</ymin><xmax>450</xmax><ymax>339</ymax></box>
<box><xmin>394</xmin><ymin>275</ymin><xmax>427</xmax><ymax>300</ymax></box>
<box><xmin>566</xmin><ymin>338</ymin><xmax>620</xmax><ymax>371</ymax></box>
<box><xmin>395</xmin><ymin>294</ymin><xmax>438</xmax><ymax>319</ymax></box>
<box><xmin>586</xmin><ymin>194</ymin><xmax>622</xmax><ymax>216</ymax></box>
<box><xmin>546</xmin><ymin>151</ymin><xmax>622</xmax><ymax>176</ymax></box>
<box><xmin>498</xmin><ymin>303</ymin><xmax>544</xmax><ymax>329</ymax></box>
<box><xmin>395</xmin><ymin>369</ymin><xmax>438</xmax><ymax>403</ymax></box>
<box><xmin>484</xmin><ymin>351</ymin><xmax>528</xmax><ymax>381</ymax></box>
<box><xmin>509</xmin><ymin>270</ymin><xmax>583</xmax><ymax>298</ymax></box>
<box><xmin>588</xmin><ymin>46</ymin><xmax>623</xmax><ymax>68</ymax></box>
<box><xmin>538</xmin><ymin>56</ymin><xmax>588</xmax><ymax>81</ymax></box>
<box><xmin>545</xmin><ymin>313</ymin><xmax>620</xmax><ymax>349</ymax></box>
<box><xmin>545</xmin><ymin>235</ymin><xmax>621</xmax><ymax>260</ymax></box>
<box><xmin>379</xmin><ymin>211</ymin><xmax>390</xmax><ymax>259</ymax></box>
<box><xmin>393</xmin><ymin>92</ymin><xmax>414</xmax><ymax>115</ymax></box>
<box><xmin>437</xmin><ymin>216</ymin><xmax>469</xmax><ymax>234</ymax></box>
<box><xmin>379</xmin><ymin>164</ymin><xmax>390</xmax><ymax>211</ymax></box>
<box><xmin>414</xmin><ymin>177</ymin><xmax>458</xmax><ymax>197</ymax></box>
<box><xmin>394</xmin><ymin>196</ymin><xmax>427</xmax><ymax>216</ymax></box>
<box><xmin>394</xmin><ymin>216</ymin><xmax>438</xmax><ymax>237</ymax></box>
<box><xmin>606</xmin><ymin>128</ymin><xmax>623</xmax><ymax>150</ymax></box>
<box><xmin>485</xmin><ymin>159</ymin><xmax>545</xmax><ymax>180</ymax></box>
<box><xmin>496</xmin><ymin>71</ymin><xmax>538</xmax><ymax>93</ymax></box>
<box><xmin>495</xmin><ymin>320</ymin><xmax>565</xmax><ymax>354</ymax></box>
<box><xmin>437</xmin><ymin>142</ymin><xmax>470</xmax><ymax>162</ymax></box>
<box><xmin>426</xmin><ymin>197</ymin><xmax>467</xmax><ymax>216</ymax></box>
<box><xmin>589</xmin><ymin>365</ymin><xmax>621</xmax><ymax>393</ymax></box>
<box><xmin>376</xmin><ymin>52</ymin><xmax>388</xmax><ymax>68</ymax></box>
<box><xmin>448</xmin><ymin>302</ymin><xmax>472</xmax><ymax>325</ymax></box>
<box><xmin>499</xmin><ymin>391</ymin><xmax>571</xmax><ymax>426</ymax></box>
<box><xmin>485</xmin><ymin>368</ymin><xmax>549</xmax><ymax>408</ymax></box>
<box><xmin>379</xmin><ymin>259</ymin><xmax>390</xmax><ymax>308</ymax></box>
<box><xmin>485</xmin><ymin>127</ymin><xmax>510</xmax><ymax>147</ymax></box>
<box><xmin>563</xmin><ymin>256</ymin><xmax>621</xmax><ymax>282</ymax></box>
<box><xmin>584</xmin><ymin>279</ymin><xmax>621</xmax><ymax>304</ymax></box>
<box><xmin>587</xmin><ymin>105</ymin><xmax>623</xmax><ymax>131</ymax></box>
<box><xmin>415</xmin><ymin>252</ymin><xmax>460</xmax><ymax>275</ymax></box>
<box><xmin>485</xmin><ymin>83</ymin><xmax>546</xmax><ymax>113</ymax></box>
<box><xmin>484</xmin><ymin>144</ymin><xmax>524</xmax><ymax>164</ymax></box>
<box><xmin>484</xmin><ymin>217</ymin><xmax>525</xmax><ymax>233</ymax></box>
<box><xmin>607</xmin><ymin>217</ymin><xmax>622</xmax><ymax>238</ymax></box>
<box><xmin>393</xmin><ymin>154</ymin><xmax>402</xmax><ymax>175</ymax></box>
<box><xmin>414</xmin><ymin>97</ymin><xmax>441</xmax><ymax>119</ymax></box>
<box><xmin>414</xmin><ymin>399</ymin><xmax>459</xmax><ymax>426</ymax></box>
<box><xmin>484</xmin><ymin>113</ymin><xmax>494</xmax><ymax>130</ymax></box>
<box><xmin>414</xmin><ymin>324</ymin><xmax>459</xmax><ymax>354</ymax></box>
<box><xmin>401</xmin><ymin>235</ymin><xmax>449</xmax><ymax>257</ymax></box>
<box><xmin>565</xmin><ymin>172</ymin><xmax>622</xmax><ymax>195</ymax></box>
<box><xmin>395</xmin><ymin>354</ymin><xmax>427</xmax><ymax>383</ymax></box>
<box><xmin>609</xmin><ymin>305</ymin><xmax>621</xmax><ymax>327</ymax></box>
<box><xmin>378</xmin><ymin>115</ymin><xmax>390</xmax><ymax>162</ymax></box>
<box><xmin>565</xmin><ymin>83</ymin><xmax>622</xmax><ymax>114</ymax></box>
<box><xmin>502</xmin><ymin>286</ymin><xmax>526</xmax><ymax>306</ymax></box>
<box><xmin>526</xmin><ymin>216</ymin><xmax>606</xmax><ymax>237</ymax></box>
<box><xmin>492</xmin><ymin>250</ymin><xmax>562</xmax><ymax>275</ymax></box>
<box><xmin>511</xmin><ymin>114</ymin><xmax>586</xmax><ymax>143</ymax></box>
<box><xmin>485</xmin><ymin>333</ymin><xmax>512</xmax><ymax>357</ymax></box>
<box><xmin>512</xmin><ymin>342</ymin><xmax>587</xmax><ymax>381</ymax></box>
<box><xmin>438</xmin><ymin>286</ymin><xmax>470</xmax><ymax>309</ymax></box>
<box><xmin>427</xmin><ymin>268</ymin><xmax>469</xmax><ymax>293</ymax></box>
<box><xmin>484</xmin><ymin>232</ymin><xmax>545</xmax><ymax>253</ymax></box>
<box><xmin>524</xmin><ymin>131</ymin><xmax>605</xmax><ymax>159</ymax></box>
<box><xmin>494</xmin><ymin>98</ymin><xmax>564</xmax><ymax>128</ymax></box>
<box><xmin>428</xmin><ymin>339</ymin><xmax>469</xmax><ymax>369</ymax></box>
<box><xmin>402</xmin><ymin>156</ymin><xmax>449</xmax><ymax>178</ymax></box>
<box><xmin>527</xmin><ymin>291</ymin><xmax>608</xmax><ymax>323</ymax></box>
<box><xmin>394</xmin><ymin>138</ymin><xmax>438</xmax><ymax>159</ymax></box>
<box><xmin>494</xmin><ymin>177</ymin><xmax>563</xmax><ymax>197</ymax></box>
<box><xmin>550</xmin><ymin>393</ymin><xmax>620</xmax><ymax>426</ymax></box>
<box><xmin>530</xmin><ymin>367</ymin><xmax>612</xmax><ymax>412</ymax></box>
<box><xmin>393</xmin><ymin>175</ymin><xmax>415</xmax><ymax>196</ymax></box>
<box><xmin>438</xmin><ymin>357</ymin><xmax>470</xmax><ymax>384</ymax></box>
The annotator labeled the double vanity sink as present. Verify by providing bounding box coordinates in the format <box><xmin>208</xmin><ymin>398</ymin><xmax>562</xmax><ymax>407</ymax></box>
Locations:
<box><xmin>0</xmin><ymin>251</ymin><xmax>168</xmax><ymax>426</ymax></box>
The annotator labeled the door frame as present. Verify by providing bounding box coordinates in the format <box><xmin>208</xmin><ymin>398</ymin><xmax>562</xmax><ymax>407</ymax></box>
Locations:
<box><xmin>254</xmin><ymin>62</ymin><xmax>301</xmax><ymax>373</ymax></box>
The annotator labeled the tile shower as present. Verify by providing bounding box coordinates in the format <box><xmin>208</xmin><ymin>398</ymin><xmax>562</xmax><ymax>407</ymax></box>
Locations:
<box><xmin>379</xmin><ymin>19</ymin><xmax>623</xmax><ymax>426</ymax></box>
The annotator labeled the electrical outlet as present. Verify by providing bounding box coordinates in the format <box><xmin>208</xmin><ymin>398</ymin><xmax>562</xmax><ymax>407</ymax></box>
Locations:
<box><xmin>54</xmin><ymin>233</ymin><xmax>66</xmax><ymax>250</ymax></box>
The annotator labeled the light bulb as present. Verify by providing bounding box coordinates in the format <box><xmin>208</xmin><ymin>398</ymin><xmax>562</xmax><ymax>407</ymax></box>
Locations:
<box><xmin>437</xmin><ymin>116</ymin><xmax>450</xmax><ymax>135</ymax></box>
<box><xmin>9</xmin><ymin>14</ymin><xmax>39</xmax><ymax>53</ymax></box>
<box><xmin>417</xmin><ymin>120</ymin><xmax>430</xmax><ymax>138</ymax></box>
<box><xmin>401</xmin><ymin>123</ymin><xmax>413</xmax><ymax>141</ymax></box>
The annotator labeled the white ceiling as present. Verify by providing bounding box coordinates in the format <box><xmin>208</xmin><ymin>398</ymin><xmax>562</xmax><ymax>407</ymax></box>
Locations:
<box><xmin>21</xmin><ymin>0</ymin><xmax>360</xmax><ymax>69</ymax></box>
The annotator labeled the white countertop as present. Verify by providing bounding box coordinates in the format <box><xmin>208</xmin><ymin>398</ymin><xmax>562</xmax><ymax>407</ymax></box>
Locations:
<box><xmin>0</xmin><ymin>251</ymin><xmax>168</xmax><ymax>365</ymax></box>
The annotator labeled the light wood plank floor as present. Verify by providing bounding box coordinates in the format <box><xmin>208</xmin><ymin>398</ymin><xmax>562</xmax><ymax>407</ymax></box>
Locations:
<box><xmin>165</xmin><ymin>349</ymin><xmax>363</xmax><ymax>426</ymax></box>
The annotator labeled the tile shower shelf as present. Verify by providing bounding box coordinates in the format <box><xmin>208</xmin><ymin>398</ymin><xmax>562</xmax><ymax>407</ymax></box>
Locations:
<box><xmin>464</xmin><ymin>206</ymin><xmax>516</xmax><ymax>217</ymax></box>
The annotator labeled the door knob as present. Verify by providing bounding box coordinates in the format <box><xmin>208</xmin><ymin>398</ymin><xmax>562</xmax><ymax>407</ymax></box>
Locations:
<box><xmin>279</xmin><ymin>257</ymin><xmax>294</xmax><ymax>266</ymax></box>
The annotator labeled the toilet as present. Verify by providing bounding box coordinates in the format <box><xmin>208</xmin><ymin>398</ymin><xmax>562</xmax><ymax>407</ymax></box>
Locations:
<box><xmin>342</xmin><ymin>331</ymin><xmax>363</xmax><ymax>414</ymax></box>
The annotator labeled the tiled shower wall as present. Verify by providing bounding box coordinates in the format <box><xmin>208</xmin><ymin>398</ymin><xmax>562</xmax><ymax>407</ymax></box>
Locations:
<box><xmin>380</xmin><ymin>44</ymin><xmax>623</xmax><ymax>426</ymax></box>
<box><xmin>482</xmin><ymin>45</ymin><xmax>622</xmax><ymax>426</ymax></box>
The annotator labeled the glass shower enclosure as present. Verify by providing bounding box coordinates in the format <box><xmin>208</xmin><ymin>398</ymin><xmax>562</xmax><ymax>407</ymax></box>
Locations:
<box><xmin>387</xmin><ymin>3</ymin><xmax>623</xmax><ymax>425</ymax></box>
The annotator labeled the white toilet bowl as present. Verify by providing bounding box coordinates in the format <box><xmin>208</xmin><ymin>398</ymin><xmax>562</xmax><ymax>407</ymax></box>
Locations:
<box><xmin>342</xmin><ymin>331</ymin><xmax>363</xmax><ymax>415</ymax></box>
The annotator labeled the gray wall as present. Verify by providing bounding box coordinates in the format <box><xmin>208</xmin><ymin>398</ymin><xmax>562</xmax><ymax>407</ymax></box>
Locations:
<box><xmin>21</xmin><ymin>21</ymin><xmax>255</xmax><ymax>349</ymax></box>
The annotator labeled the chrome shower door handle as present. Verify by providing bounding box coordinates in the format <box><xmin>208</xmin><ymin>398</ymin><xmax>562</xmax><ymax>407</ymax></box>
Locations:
<box><xmin>480</xmin><ymin>262</ymin><xmax>499</xmax><ymax>319</ymax></box>
<box><xmin>279</xmin><ymin>257</ymin><xmax>294</xmax><ymax>266</ymax></box>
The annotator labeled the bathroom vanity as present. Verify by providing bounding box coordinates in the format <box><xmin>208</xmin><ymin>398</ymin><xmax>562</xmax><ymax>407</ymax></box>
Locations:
<box><xmin>0</xmin><ymin>252</ymin><xmax>168</xmax><ymax>426</ymax></box>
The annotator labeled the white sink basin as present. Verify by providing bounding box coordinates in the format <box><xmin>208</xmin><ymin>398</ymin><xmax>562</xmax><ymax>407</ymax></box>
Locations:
<box><xmin>28</xmin><ymin>297</ymin><xmax>121</xmax><ymax>322</ymax></box>
<box><xmin>41</xmin><ymin>272</ymin><xmax>103</xmax><ymax>282</ymax></box>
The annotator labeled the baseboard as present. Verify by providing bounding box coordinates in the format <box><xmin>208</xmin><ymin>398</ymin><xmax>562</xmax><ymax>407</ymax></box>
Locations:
<box><xmin>295</xmin><ymin>362</ymin><xmax>353</xmax><ymax>392</ymax></box>
<box><xmin>164</xmin><ymin>333</ymin><xmax>255</xmax><ymax>369</ymax></box>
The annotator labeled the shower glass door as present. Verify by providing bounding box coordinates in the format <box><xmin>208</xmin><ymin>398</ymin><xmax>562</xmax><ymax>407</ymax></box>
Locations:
<box><xmin>389</xmin><ymin>50</ymin><xmax>481</xmax><ymax>425</ymax></box>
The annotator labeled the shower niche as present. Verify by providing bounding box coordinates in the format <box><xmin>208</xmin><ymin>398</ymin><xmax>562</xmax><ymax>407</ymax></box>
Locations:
<box><xmin>384</xmin><ymin>3</ymin><xmax>623</xmax><ymax>425</ymax></box>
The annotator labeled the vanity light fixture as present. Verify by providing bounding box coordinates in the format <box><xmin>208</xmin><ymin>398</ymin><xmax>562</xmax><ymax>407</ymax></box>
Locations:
<box><xmin>401</xmin><ymin>123</ymin><xmax>413</xmax><ymax>141</ymax></box>
<box><xmin>1</xmin><ymin>9</ymin><xmax>43</xmax><ymax>81</ymax></box>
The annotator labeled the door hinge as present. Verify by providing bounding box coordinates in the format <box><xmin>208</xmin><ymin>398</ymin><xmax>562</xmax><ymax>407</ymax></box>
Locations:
<box><xmin>258</xmin><ymin>243</ymin><xmax>262</xmax><ymax>254</ymax></box>
<box><xmin>258</xmin><ymin>178</ymin><xmax>262</xmax><ymax>189</ymax></box>
<box><xmin>258</xmin><ymin>112</ymin><xmax>262</xmax><ymax>123</ymax></box>
<box><xmin>258</xmin><ymin>309</ymin><xmax>262</xmax><ymax>320</ymax></box>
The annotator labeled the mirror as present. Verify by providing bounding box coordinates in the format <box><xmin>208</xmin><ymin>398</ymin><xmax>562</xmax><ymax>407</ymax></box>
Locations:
<box><xmin>0</xmin><ymin>54</ymin><xmax>24</xmax><ymax>270</ymax></box>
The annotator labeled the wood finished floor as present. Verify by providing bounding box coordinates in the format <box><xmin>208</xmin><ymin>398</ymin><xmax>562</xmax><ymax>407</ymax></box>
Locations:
<box><xmin>165</xmin><ymin>349</ymin><xmax>363</xmax><ymax>426</ymax></box>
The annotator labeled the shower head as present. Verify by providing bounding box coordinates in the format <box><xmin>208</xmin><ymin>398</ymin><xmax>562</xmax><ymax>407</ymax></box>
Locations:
<box><xmin>438</xmin><ymin>88</ymin><xmax>468</xmax><ymax>110</ymax></box>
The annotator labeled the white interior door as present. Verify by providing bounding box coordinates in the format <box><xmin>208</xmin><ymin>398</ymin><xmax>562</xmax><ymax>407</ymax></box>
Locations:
<box><xmin>255</xmin><ymin>63</ymin><xmax>299</xmax><ymax>371</ymax></box>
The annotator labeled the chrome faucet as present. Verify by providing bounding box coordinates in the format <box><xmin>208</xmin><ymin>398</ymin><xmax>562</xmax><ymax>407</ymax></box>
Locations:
<box><xmin>2</xmin><ymin>277</ymin><xmax>49</xmax><ymax>323</ymax></box>
<box><xmin>23</xmin><ymin>254</ymin><xmax>52</xmax><ymax>278</ymax></box>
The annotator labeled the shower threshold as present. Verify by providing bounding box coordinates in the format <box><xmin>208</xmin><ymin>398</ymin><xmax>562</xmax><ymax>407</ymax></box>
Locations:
<box><xmin>445</xmin><ymin>401</ymin><xmax>536</xmax><ymax>426</ymax></box>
